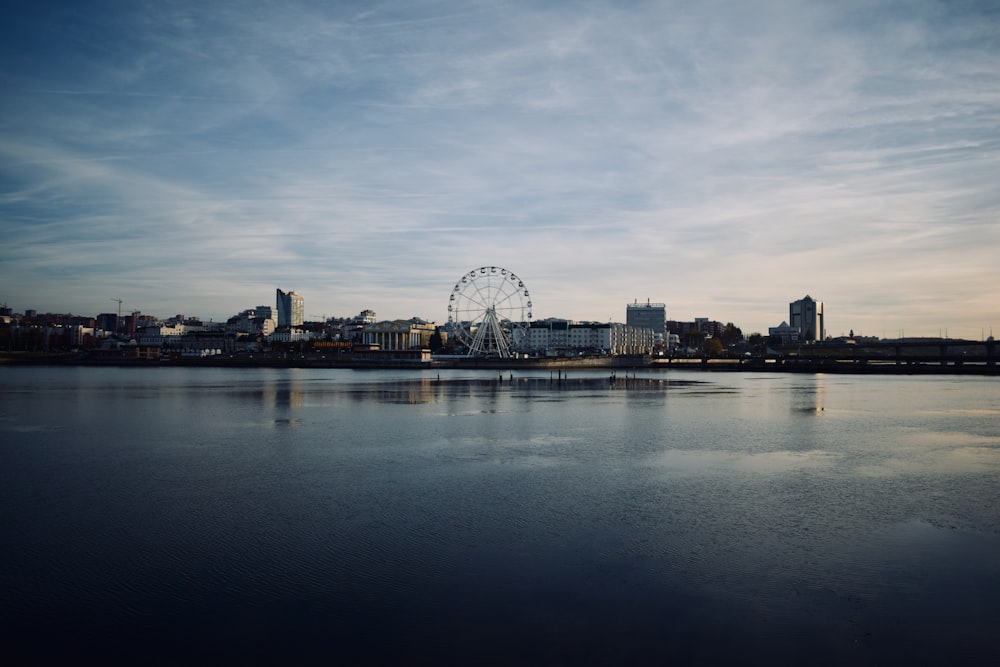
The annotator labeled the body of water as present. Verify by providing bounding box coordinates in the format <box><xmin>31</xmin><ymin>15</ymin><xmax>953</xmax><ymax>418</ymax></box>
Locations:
<box><xmin>1</xmin><ymin>367</ymin><xmax>998</xmax><ymax>664</ymax></box>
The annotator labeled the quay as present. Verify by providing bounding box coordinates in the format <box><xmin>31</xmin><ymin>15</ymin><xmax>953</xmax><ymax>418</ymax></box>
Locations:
<box><xmin>2</xmin><ymin>338</ymin><xmax>997</xmax><ymax>375</ymax></box>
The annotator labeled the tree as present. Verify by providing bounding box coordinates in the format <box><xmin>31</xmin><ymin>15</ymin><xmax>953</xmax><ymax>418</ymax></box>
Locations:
<box><xmin>703</xmin><ymin>338</ymin><xmax>723</xmax><ymax>356</ymax></box>
<box><xmin>685</xmin><ymin>331</ymin><xmax>703</xmax><ymax>349</ymax></box>
<box><xmin>722</xmin><ymin>323</ymin><xmax>743</xmax><ymax>347</ymax></box>
<box><xmin>428</xmin><ymin>330</ymin><xmax>443</xmax><ymax>352</ymax></box>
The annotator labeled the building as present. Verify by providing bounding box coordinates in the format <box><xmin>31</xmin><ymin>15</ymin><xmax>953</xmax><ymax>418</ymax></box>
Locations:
<box><xmin>363</xmin><ymin>320</ymin><xmax>437</xmax><ymax>351</ymax></box>
<box><xmin>268</xmin><ymin>328</ymin><xmax>312</xmax><ymax>343</ymax></box>
<box><xmin>768</xmin><ymin>321</ymin><xmax>800</xmax><ymax>344</ymax></box>
<box><xmin>226</xmin><ymin>309</ymin><xmax>275</xmax><ymax>336</ymax></box>
<box><xmin>525</xmin><ymin>320</ymin><xmax>655</xmax><ymax>356</ymax></box>
<box><xmin>667</xmin><ymin>319</ymin><xmax>724</xmax><ymax>350</ymax></box>
<box><xmin>276</xmin><ymin>289</ymin><xmax>304</xmax><ymax>327</ymax></box>
<box><xmin>789</xmin><ymin>295</ymin><xmax>825</xmax><ymax>342</ymax></box>
<box><xmin>626</xmin><ymin>300</ymin><xmax>667</xmax><ymax>336</ymax></box>
<box><xmin>610</xmin><ymin>323</ymin><xmax>656</xmax><ymax>355</ymax></box>
<box><xmin>96</xmin><ymin>312</ymin><xmax>118</xmax><ymax>334</ymax></box>
<box><xmin>354</xmin><ymin>309</ymin><xmax>377</xmax><ymax>324</ymax></box>
<box><xmin>525</xmin><ymin>319</ymin><xmax>569</xmax><ymax>354</ymax></box>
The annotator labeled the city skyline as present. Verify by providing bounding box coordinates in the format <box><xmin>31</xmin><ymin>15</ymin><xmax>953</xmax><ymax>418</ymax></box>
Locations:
<box><xmin>2</xmin><ymin>1</ymin><xmax>998</xmax><ymax>338</ymax></box>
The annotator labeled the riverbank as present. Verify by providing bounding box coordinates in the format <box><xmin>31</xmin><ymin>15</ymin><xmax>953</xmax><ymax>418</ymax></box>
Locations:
<box><xmin>2</xmin><ymin>352</ymin><xmax>997</xmax><ymax>375</ymax></box>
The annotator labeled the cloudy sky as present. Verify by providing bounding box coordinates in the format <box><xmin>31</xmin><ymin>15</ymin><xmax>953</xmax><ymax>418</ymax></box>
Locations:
<box><xmin>2</xmin><ymin>0</ymin><xmax>998</xmax><ymax>337</ymax></box>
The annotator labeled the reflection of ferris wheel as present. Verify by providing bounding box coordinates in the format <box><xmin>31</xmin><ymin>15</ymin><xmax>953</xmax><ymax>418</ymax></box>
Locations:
<box><xmin>448</xmin><ymin>266</ymin><xmax>532</xmax><ymax>358</ymax></box>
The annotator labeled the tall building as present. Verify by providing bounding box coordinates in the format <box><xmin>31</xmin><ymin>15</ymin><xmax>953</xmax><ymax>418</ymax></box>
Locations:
<box><xmin>276</xmin><ymin>289</ymin><xmax>304</xmax><ymax>327</ymax></box>
<box><xmin>789</xmin><ymin>295</ymin><xmax>824</xmax><ymax>342</ymax></box>
<box><xmin>626</xmin><ymin>300</ymin><xmax>666</xmax><ymax>336</ymax></box>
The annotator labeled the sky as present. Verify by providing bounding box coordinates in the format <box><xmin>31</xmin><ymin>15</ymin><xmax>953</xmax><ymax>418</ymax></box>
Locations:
<box><xmin>1</xmin><ymin>0</ymin><xmax>998</xmax><ymax>338</ymax></box>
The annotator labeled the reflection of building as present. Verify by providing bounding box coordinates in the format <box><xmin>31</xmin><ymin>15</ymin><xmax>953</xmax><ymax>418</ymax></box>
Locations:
<box><xmin>363</xmin><ymin>320</ymin><xmax>437</xmax><ymax>350</ymax></box>
<box><xmin>276</xmin><ymin>289</ymin><xmax>304</xmax><ymax>327</ymax></box>
<box><xmin>790</xmin><ymin>295</ymin><xmax>824</xmax><ymax>342</ymax></box>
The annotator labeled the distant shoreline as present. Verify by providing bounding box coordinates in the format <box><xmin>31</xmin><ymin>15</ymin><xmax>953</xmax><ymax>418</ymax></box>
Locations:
<box><xmin>2</xmin><ymin>352</ymin><xmax>996</xmax><ymax>376</ymax></box>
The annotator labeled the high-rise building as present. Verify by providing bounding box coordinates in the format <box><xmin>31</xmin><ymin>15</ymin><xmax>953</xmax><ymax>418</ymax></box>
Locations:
<box><xmin>626</xmin><ymin>299</ymin><xmax>666</xmax><ymax>336</ymax></box>
<box><xmin>276</xmin><ymin>289</ymin><xmax>304</xmax><ymax>327</ymax></box>
<box><xmin>789</xmin><ymin>295</ymin><xmax>824</xmax><ymax>342</ymax></box>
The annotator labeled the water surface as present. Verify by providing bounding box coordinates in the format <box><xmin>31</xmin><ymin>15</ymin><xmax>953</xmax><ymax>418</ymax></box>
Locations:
<box><xmin>1</xmin><ymin>367</ymin><xmax>998</xmax><ymax>664</ymax></box>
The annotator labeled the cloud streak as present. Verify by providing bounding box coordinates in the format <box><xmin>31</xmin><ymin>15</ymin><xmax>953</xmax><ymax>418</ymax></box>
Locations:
<box><xmin>1</xmin><ymin>0</ymin><xmax>998</xmax><ymax>337</ymax></box>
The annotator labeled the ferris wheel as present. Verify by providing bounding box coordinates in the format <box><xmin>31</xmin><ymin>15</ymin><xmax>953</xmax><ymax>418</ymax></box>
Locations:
<box><xmin>447</xmin><ymin>266</ymin><xmax>532</xmax><ymax>357</ymax></box>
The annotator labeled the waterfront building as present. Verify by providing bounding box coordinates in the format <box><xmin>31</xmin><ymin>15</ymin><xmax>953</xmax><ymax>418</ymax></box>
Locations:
<box><xmin>768</xmin><ymin>321</ymin><xmax>800</xmax><ymax>344</ymax></box>
<box><xmin>137</xmin><ymin>323</ymin><xmax>202</xmax><ymax>347</ymax></box>
<box><xmin>276</xmin><ymin>289</ymin><xmax>304</xmax><ymax>327</ymax></box>
<box><xmin>667</xmin><ymin>319</ymin><xmax>724</xmax><ymax>350</ymax></box>
<box><xmin>363</xmin><ymin>320</ymin><xmax>437</xmax><ymax>351</ymax></box>
<box><xmin>789</xmin><ymin>295</ymin><xmax>825</xmax><ymax>342</ymax></box>
<box><xmin>268</xmin><ymin>328</ymin><xmax>312</xmax><ymax>343</ymax></box>
<box><xmin>626</xmin><ymin>300</ymin><xmax>666</xmax><ymax>335</ymax></box>
<box><xmin>693</xmin><ymin>318</ymin><xmax>724</xmax><ymax>339</ymax></box>
<box><xmin>610</xmin><ymin>323</ymin><xmax>656</xmax><ymax>355</ymax></box>
<box><xmin>526</xmin><ymin>320</ymin><xmax>654</xmax><ymax>356</ymax></box>
<box><xmin>526</xmin><ymin>319</ymin><xmax>569</xmax><ymax>354</ymax></box>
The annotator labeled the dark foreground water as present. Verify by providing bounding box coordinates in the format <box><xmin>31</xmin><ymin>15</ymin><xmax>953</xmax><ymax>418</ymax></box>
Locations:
<box><xmin>1</xmin><ymin>367</ymin><xmax>998</xmax><ymax>665</ymax></box>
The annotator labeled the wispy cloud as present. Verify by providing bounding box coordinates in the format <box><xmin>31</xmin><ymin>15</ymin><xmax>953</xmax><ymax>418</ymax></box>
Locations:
<box><xmin>1</xmin><ymin>0</ymin><xmax>998</xmax><ymax>336</ymax></box>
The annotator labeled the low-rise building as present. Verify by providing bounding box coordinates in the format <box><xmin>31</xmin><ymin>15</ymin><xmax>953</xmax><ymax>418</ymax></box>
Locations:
<box><xmin>363</xmin><ymin>320</ymin><xmax>436</xmax><ymax>350</ymax></box>
<box><xmin>768</xmin><ymin>321</ymin><xmax>800</xmax><ymax>344</ymax></box>
<box><xmin>268</xmin><ymin>328</ymin><xmax>313</xmax><ymax>343</ymax></box>
<box><xmin>525</xmin><ymin>320</ymin><xmax>655</xmax><ymax>356</ymax></box>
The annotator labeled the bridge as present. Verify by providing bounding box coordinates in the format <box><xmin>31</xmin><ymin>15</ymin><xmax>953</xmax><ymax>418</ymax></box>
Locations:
<box><xmin>756</xmin><ymin>338</ymin><xmax>997</xmax><ymax>374</ymax></box>
<box><xmin>651</xmin><ymin>339</ymin><xmax>997</xmax><ymax>375</ymax></box>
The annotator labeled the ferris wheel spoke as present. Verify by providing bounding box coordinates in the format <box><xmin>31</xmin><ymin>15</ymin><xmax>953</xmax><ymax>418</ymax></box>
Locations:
<box><xmin>492</xmin><ymin>287</ymin><xmax>522</xmax><ymax>312</ymax></box>
<box><xmin>468</xmin><ymin>280</ymin><xmax>497</xmax><ymax>311</ymax></box>
<box><xmin>455</xmin><ymin>300</ymin><xmax>489</xmax><ymax>319</ymax></box>
<box><xmin>460</xmin><ymin>284</ymin><xmax>490</xmax><ymax>311</ymax></box>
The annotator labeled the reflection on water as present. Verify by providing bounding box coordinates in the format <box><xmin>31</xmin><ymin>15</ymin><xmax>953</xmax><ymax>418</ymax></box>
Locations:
<box><xmin>791</xmin><ymin>374</ymin><xmax>826</xmax><ymax>414</ymax></box>
<box><xmin>0</xmin><ymin>367</ymin><xmax>998</xmax><ymax>665</ymax></box>
<box><xmin>337</xmin><ymin>375</ymin><xmax>709</xmax><ymax>405</ymax></box>
<box><xmin>653</xmin><ymin>448</ymin><xmax>844</xmax><ymax>475</ymax></box>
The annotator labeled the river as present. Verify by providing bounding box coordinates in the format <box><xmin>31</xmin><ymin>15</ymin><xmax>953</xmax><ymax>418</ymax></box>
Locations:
<box><xmin>1</xmin><ymin>367</ymin><xmax>998</xmax><ymax>665</ymax></box>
